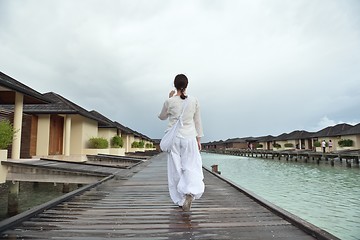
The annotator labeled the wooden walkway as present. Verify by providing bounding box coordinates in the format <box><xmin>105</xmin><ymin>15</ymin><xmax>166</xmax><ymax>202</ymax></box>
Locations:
<box><xmin>213</xmin><ymin>149</ymin><xmax>360</xmax><ymax>168</ymax></box>
<box><xmin>0</xmin><ymin>153</ymin><xmax>338</xmax><ymax>239</ymax></box>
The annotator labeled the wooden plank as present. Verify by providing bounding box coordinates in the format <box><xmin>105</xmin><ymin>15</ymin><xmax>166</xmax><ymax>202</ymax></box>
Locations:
<box><xmin>0</xmin><ymin>153</ymin><xmax>338</xmax><ymax>239</ymax></box>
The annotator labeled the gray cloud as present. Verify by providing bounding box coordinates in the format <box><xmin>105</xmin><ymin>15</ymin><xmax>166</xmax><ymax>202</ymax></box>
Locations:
<box><xmin>1</xmin><ymin>0</ymin><xmax>359</xmax><ymax>142</ymax></box>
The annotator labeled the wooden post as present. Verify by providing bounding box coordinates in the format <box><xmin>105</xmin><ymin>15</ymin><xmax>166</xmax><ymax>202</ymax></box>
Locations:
<box><xmin>211</xmin><ymin>165</ymin><xmax>221</xmax><ymax>174</ymax></box>
<box><xmin>63</xmin><ymin>183</ymin><xmax>70</xmax><ymax>193</ymax></box>
<box><xmin>330</xmin><ymin>159</ymin><xmax>334</xmax><ymax>166</ymax></box>
<box><xmin>346</xmin><ymin>159</ymin><xmax>351</xmax><ymax>168</ymax></box>
<box><xmin>8</xmin><ymin>181</ymin><xmax>19</xmax><ymax>216</ymax></box>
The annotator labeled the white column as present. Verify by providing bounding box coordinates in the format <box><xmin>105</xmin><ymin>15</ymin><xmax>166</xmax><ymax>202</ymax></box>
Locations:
<box><xmin>64</xmin><ymin>115</ymin><xmax>71</xmax><ymax>156</ymax></box>
<box><xmin>11</xmin><ymin>92</ymin><xmax>24</xmax><ymax>159</ymax></box>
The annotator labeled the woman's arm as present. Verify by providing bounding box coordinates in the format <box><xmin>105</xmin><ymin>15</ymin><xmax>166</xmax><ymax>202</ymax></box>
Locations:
<box><xmin>158</xmin><ymin>90</ymin><xmax>175</xmax><ymax>120</ymax></box>
<box><xmin>158</xmin><ymin>101</ymin><xmax>169</xmax><ymax>120</ymax></box>
<box><xmin>194</xmin><ymin>99</ymin><xmax>204</xmax><ymax>138</ymax></box>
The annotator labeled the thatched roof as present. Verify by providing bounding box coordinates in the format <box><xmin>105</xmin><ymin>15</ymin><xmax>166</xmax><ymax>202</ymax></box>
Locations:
<box><xmin>311</xmin><ymin>123</ymin><xmax>353</xmax><ymax>137</ymax></box>
<box><xmin>0</xmin><ymin>71</ymin><xmax>49</xmax><ymax>104</ymax></box>
<box><xmin>338</xmin><ymin>123</ymin><xmax>360</xmax><ymax>136</ymax></box>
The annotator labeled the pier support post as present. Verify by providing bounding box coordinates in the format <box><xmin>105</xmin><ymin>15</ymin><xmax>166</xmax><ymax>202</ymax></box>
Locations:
<box><xmin>346</xmin><ymin>159</ymin><xmax>351</xmax><ymax>168</ymax></box>
<box><xmin>8</xmin><ymin>181</ymin><xmax>20</xmax><ymax>217</ymax></box>
<box><xmin>211</xmin><ymin>165</ymin><xmax>221</xmax><ymax>174</ymax></box>
<box><xmin>330</xmin><ymin>159</ymin><xmax>334</xmax><ymax>166</ymax></box>
<box><xmin>0</xmin><ymin>150</ymin><xmax>8</xmax><ymax>184</ymax></box>
<box><xmin>62</xmin><ymin>183</ymin><xmax>70</xmax><ymax>193</ymax></box>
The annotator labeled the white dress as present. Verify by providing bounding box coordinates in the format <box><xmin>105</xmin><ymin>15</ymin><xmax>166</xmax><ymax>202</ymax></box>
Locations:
<box><xmin>158</xmin><ymin>95</ymin><xmax>205</xmax><ymax>206</ymax></box>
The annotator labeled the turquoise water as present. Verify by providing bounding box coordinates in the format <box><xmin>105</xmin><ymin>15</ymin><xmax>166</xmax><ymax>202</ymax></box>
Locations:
<box><xmin>201</xmin><ymin>152</ymin><xmax>360</xmax><ymax>240</ymax></box>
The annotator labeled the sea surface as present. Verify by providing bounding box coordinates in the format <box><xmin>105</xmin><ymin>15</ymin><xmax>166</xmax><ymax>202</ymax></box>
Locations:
<box><xmin>201</xmin><ymin>152</ymin><xmax>360</xmax><ymax>240</ymax></box>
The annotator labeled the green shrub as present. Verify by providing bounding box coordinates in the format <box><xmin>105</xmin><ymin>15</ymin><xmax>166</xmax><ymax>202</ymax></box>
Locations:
<box><xmin>88</xmin><ymin>137</ymin><xmax>109</xmax><ymax>149</ymax></box>
<box><xmin>111</xmin><ymin>135</ymin><xmax>123</xmax><ymax>148</ymax></box>
<box><xmin>138</xmin><ymin>141</ymin><xmax>145</xmax><ymax>148</ymax></box>
<box><xmin>313</xmin><ymin>141</ymin><xmax>321</xmax><ymax>147</ymax></box>
<box><xmin>0</xmin><ymin>119</ymin><xmax>15</xmax><ymax>149</ymax></box>
<box><xmin>255</xmin><ymin>143</ymin><xmax>263</xmax><ymax>148</ymax></box>
<box><xmin>284</xmin><ymin>143</ymin><xmax>294</xmax><ymax>148</ymax></box>
<box><xmin>145</xmin><ymin>143</ymin><xmax>153</xmax><ymax>148</ymax></box>
<box><xmin>273</xmin><ymin>143</ymin><xmax>281</xmax><ymax>149</ymax></box>
<box><xmin>338</xmin><ymin>139</ymin><xmax>354</xmax><ymax>147</ymax></box>
<box><xmin>131</xmin><ymin>141</ymin><xmax>139</xmax><ymax>148</ymax></box>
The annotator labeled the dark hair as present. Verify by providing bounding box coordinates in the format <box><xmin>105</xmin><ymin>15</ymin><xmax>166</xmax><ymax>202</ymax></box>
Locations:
<box><xmin>174</xmin><ymin>74</ymin><xmax>188</xmax><ymax>99</ymax></box>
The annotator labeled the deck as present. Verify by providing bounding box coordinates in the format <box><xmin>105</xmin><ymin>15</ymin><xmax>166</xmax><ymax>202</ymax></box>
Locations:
<box><xmin>0</xmin><ymin>153</ymin><xmax>338</xmax><ymax>239</ymax></box>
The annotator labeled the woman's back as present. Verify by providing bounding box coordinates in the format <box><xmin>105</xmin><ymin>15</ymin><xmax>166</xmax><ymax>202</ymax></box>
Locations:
<box><xmin>159</xmin><ymin>95</ymin><xmax>203</xmax><ymax>138</ymax></box>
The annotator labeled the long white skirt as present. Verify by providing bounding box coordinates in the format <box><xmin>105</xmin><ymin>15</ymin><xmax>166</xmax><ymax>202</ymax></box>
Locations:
<box><xmin>167</xmin><ymin>136</ymin><xmax>205</xmax><ymax>206</ymax></box>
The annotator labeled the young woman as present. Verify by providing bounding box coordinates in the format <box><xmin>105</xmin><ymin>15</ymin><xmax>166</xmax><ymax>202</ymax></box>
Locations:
<box><xmin>158</xmin><ymin>74</ymin><xmax>205</xmax><ymax>211</ymax></box>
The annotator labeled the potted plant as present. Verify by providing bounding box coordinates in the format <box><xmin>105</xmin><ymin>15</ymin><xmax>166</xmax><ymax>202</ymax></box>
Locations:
<box><xmin>0</xmin><ymin>119</ymin><xmax>15</xmax><ymax>160</ymax></box>
<box><xmin>88</xmin><ymin>137</ymin><xmax>109</xmax><ymax>149</ymax></box>
<box><xmin>338</xmin><ymin>139</ymin><xmax>354</xmax><ymax>150</ymax></box>
<box><xmin>284</xmin><ymin>143</ymin><xmax>294</xmax><ymax>150</ymax></box>
<box><xmin>109</xmin><ymin>135</ymin><xmax>125</xmax><ymax>156</ymax></box>
<box><xmin>272</xmin><ymin>143</ymin><xmax>281</xmax><ymax>151</ymax></box>
<box><xmin>110</xmin><ymin>135</ymin><xmax>123</xmax><ymax>148</ymax></box>
<box><xmin>131</xmin><ymin>141</ymin><xmax>139</xmax><ymax>148</ymax></box>
<box><xmin>145</xmin><ymin>143</ymin><xmax>153</xmax><ymax>149</ymax></box>
<box><xmin>86</xmin><ymin>137</ymin><xmax>109</xmax><ymax>155</ymax></box>
<box><xmin>313</xmin><ymin>141</ymin><xmax>322</xmax><ymax>152</ymax></box>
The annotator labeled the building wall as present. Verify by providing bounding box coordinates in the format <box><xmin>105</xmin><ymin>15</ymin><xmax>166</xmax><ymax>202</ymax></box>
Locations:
<box><xmin>259</xmin><ymin>141</ymin><xmax>273</xmax><ymax>150</ymax></box>
<box><xmin>122</xmin><ymin>134</ymin><xmax>132</xmax><ymax>152</ymax></box>
<box><xmin>231</xmin><ymin>142</ymin><xmax>247</xmax><ymax>149</ymax></box>
<box><xmin>98</xmin><ymin>128</ymin><xmax>117</xmax><ymax>146</ymax></box>
<box><xmin>336</xmin><ymin>135</ymin><xmax>359</xmax><ymax>150</ymax></box>
<box><xmin>70</xmin><ymin>115</ymin><xmax>98</xmax><ymax>155</ymax></box>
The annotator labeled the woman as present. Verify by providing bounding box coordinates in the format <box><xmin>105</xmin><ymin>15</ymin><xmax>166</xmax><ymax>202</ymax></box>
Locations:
<box><xmin>158</xmin><ymin>74</ymin><xmax>205</xmax><ymax>211</ymax></box>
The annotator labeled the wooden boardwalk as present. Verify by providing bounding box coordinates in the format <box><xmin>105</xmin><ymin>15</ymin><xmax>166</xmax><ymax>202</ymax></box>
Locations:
<box><xmin>0</xmin><ymin>153</ymin><xmax>338</xmax><ymax>239</ymax></box>
<box><xmin>215</xmin><ymin>149</ymin><xmax>360</xmax><ymax>168</ymax></box>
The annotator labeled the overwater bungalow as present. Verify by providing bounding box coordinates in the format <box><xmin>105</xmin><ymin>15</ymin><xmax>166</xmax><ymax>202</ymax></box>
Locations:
<box><xmin>255</xmin><ymin>135</ymin><xmax>275</xmax><ymax>150</ymax></box>
<box><xmin>13</xmin><ymin>91</ymin><xmax>116</xmax><ymax>158</ymax></box>
<box><xmin>311</xmin><ymin>123</ymin><xmax>353</xmax><ymax>152</ymax></box>
<box><xmin>272</xmin><ymin>130</ymin><xmax>314</xmax><ymax>151</ymax></box>
<box><xmin>0</xmin><ymin>71</ymin><xmax>155</xmax><ymax>160</ymax></box>
<box><xmin>89</xmin><ymin>110</ymin><xmax>126</xmax><ymax>156</ymax></box>
<box><xmin>224</xmin><ymin>137</ymin><xmax>248</xmax><ymax>149</ymax></box>
<box><xmin>202</xmin><ymin>140</ymin><xmax>225</xmax><ymax>150</ymax></box>
<box><xmin>337</xmin><ymin>123</ymin><xmax>360</xmax><ymax>151</ymax></box>
<box><xmin>0</xmin><ymin>71</ymin><xmax>50</xmax><ymax>159</ymax></box>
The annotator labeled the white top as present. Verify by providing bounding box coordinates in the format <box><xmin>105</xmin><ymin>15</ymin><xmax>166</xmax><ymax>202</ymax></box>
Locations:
<box><xmin>158</xmin><ymin>95</ymin><xmax>204</xmax><ymax>138</ymax></box>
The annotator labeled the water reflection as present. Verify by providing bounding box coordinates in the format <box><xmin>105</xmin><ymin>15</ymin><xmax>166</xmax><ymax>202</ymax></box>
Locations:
<box><xmin>202</xmin><ymin>152</ymin><xmax>360</xmax><ymax>240</ymax></box>
<box><xmin>168</xmin><ymin>207</ymin><xmax>199</xmax><ymax>239</ymax></box>
<box><xmin>0</xmin><ymin>181</ymin><xmax>79</xmax><ymax>221</ymax></box>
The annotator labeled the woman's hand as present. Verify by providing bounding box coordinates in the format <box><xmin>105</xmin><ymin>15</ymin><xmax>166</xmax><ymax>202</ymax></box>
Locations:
<box><xmin>197</xmin><ymin>137</ymin><xmax>202</xmax><ymax>151</ymax></box>
<box><xmin>169</xmin><ymin>90</ymin><xmax>176</xmax><ymax>98</ymax></box>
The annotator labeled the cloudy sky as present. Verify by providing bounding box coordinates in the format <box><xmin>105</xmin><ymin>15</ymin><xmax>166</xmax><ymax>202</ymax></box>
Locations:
<box><xmin>1</xmin><ymin>0</ymin><xmax>359</xmax><ymax>142</ymax></box>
